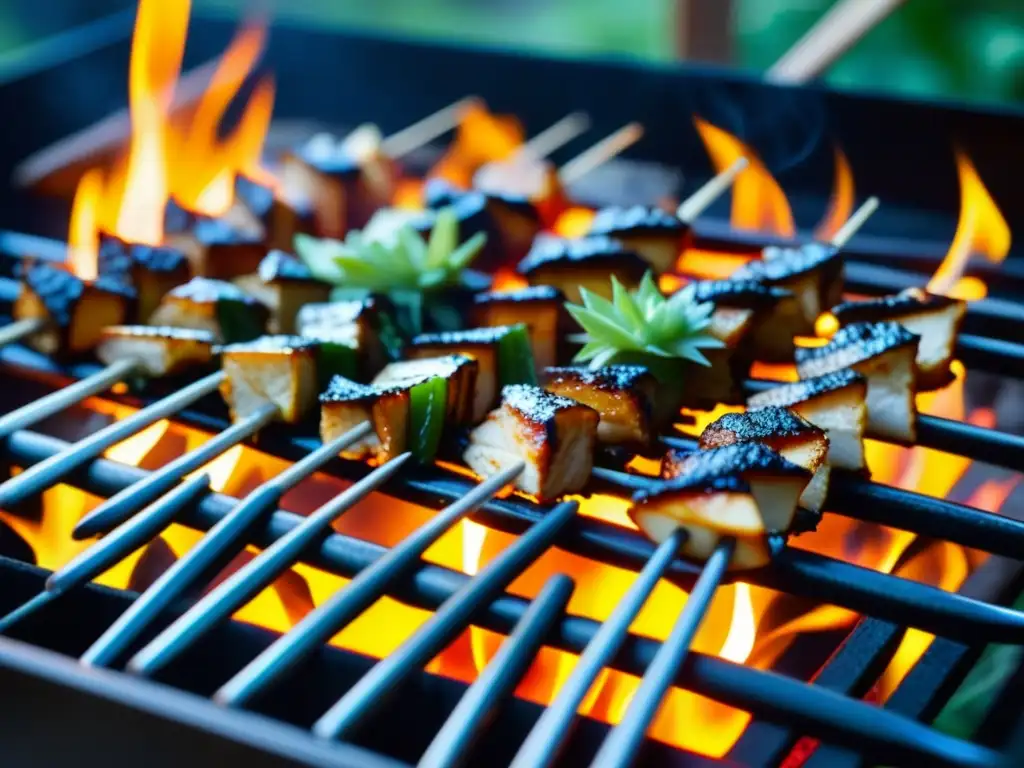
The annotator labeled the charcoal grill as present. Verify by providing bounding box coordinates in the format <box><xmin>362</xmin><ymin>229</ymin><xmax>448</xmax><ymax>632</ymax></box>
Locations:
<box><xmin>0</xmin><ymin>6</ymin><xmax>1023</xmax><ymax>767</ymax></box>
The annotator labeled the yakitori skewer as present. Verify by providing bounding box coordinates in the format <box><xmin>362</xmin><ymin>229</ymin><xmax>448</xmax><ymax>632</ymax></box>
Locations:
<box><xmin>590</xmin><ymin>538</ymin><xmax>735</xmax><ymax>768</ymax></box>
<box><xmin>310</xmin><ymin>499</ymin><xmax>578</xmax><ymax>741</ymax></box>
<box><xmin>418</xmin><ymin>574</ymin><xmax>575</xmax><ymax>768</ymax></box>
<box><xmin>510</xmin><ymin>529</ymin><xmax>687</xmax><ymax>768</ymax></box>
<box><xmin>512</xmin><ymin>112</ymin><xmax>591</xmax><ymax>163</ymax></box>
<box><xmin>0</xmin><ymin>473</ymin><xmax>211</xmax><ymax>634</ymax></box>
<box><xmin>79</xmin><ymin>421</ymin><xmax>375</xmax><ymax>668</ymax></box>
<box><xmin>557</xmin><ymin>122</ymin><xmax>645</xmax><ymax>186</ymax></box>
<box><xmin>378</xmin><ymin>97</ymin><xmax>480</xmax><ymax>159</ymax></box>
<box><xmin>213</xmin><ymin>462</ymin><xmax>527</xmax><ymax>705</ymax></box>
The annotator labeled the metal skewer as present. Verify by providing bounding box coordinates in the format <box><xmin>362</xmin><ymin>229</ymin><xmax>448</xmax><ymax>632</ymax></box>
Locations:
<box><xmin>830</xmin><ymin>195</ymin><xmax>880</xmax><ymax>248</ymax></box>
<box><xmin>513</xmin><ymin>112</ymin><xmax>591</xmax><ymax>163</ymax></box>
<box><xmin>676</xmin><ymin>157</ymin><xmax>750</xmax><ymax>224</ymax></box>
<box><xmin>311</xmin><ymin>498</ymin><xmax>579</xmax><ymax>741</ymax></box>
<box><xmin>558</xmin><ymin>122</ymin><xmax>644</xmax><ymax>185</ymax></box>
<box><xmin>0</xmin><ymin>474</ymin><xmax>210</xmax><ymax>635</ymax></box>
<box><xmin>418</xmin><ymin>574</ymin><xmax>576</xmax><ymax>768</ymax></box>
<box><xmin>590</xmin><ymin>538</ymin><xmax>736</xmax><ymax>768</ymax></box>
<box><xmin>127</xmin><ymin>451</ymin><xmax>413</xmax><ymax>676</ymax></box>
<box><xmin>508</xmin><ymin>529</ymin><xmax>687</xmax><ymax>768</ymax></box>
<box><xmin>380</xmin><ymin>96</ymin><xmax>479</xmax><ymax>159</ymax></box>
<box><xmin>0</xmin><ymin>318</ymin><xmax>45</xmax><ymax>349</ymax></box>
<box><xmin>73</xmin><ymin>402</ymin><xmax>279</xmax><ymax>540</ymax></box>
<box><xmin>0</xmin><ymin>357</ymin><xmax>138</xmax><ymax>441</ymax></box>
<box><xmin>79</xmin><ymin>419</ymin><xmax>372</xmax><ymax>668</ymax></box>
<box><xmin>0</xmin><ymin>370</ymin><xmax>225</xmax><ymax>509</ymax></box>
<box><xmin>214</xmin><ymin>462</ymin><xmax>527</xmax><ymax>707</ymax></box>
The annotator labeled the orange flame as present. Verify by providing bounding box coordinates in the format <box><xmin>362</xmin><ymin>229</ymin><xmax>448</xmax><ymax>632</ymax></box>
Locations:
<box><xmin>552</xmin><ymin>206</ymin><xmax>596</xmax><ymax>238</ymax></box>
<box><xmin>67</xmin><ymin>5</ymin><xmax>276</xmax><ymax>276</ymax></box>
<box><xmin>428</xmin><ymin>103</ymin><xmax>523</xmax><ymax>189</ymax></box>
<box><xmin>928</xmin><ymin>150</ymin><xmax>1010</xmax><ymax>296</ymax></box>
<box><xmin>693</xmin><ymin>118</ymin><xmax>795</xmax><ymax>237</ymax></box>
<box><xmin>814</xmin><ymin>146</ymin><xmax>854</xmax><ymax>241</ymax></box>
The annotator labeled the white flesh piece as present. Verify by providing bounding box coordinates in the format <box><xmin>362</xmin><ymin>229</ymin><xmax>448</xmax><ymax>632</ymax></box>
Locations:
<box><xmin>792</xmin><ymin>390</ymin><xmax>867</xmax><ymax>472</ymax></box>
<box><xmin>222</xmin><ymin>352</ymin><xmax>317</xmax><ymax>424</ymax></box>
<box><xmin>320</xmin><ymin>401</ymin><xmax>381</xmax><ymax>459</ymax></box>
<box><xmin>96</xmin><ymin>334</ymin><xmax>209</xmax><ymax>378</ymax></box>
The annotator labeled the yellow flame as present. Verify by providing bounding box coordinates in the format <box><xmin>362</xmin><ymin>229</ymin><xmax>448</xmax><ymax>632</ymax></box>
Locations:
<box><xmin>814</xmin><ymin>146</ymin><xmax>855</xmax><ymax>242</ymax></box>
<box><xmin>67</xmin><ymin>167</ymin><xmax>105</xmax><ymax>281</ymax></box>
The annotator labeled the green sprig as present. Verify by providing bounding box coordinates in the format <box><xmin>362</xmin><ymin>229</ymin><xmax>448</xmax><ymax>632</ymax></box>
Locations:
<box><xmin>566</xmin><ymin>273</ymin><xmax>724</xmax><ymax>372</ymax></box>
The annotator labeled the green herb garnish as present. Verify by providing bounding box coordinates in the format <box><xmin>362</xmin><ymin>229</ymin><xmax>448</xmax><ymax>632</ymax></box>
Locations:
<box><xmin>566</xmin><ymin>272</ymin><xmax>723</xmax><ymax>375</ymax></box>
<box><xmin>294</xmin><ymin>207</ymin><xmax>486</xmax><ymax>292</ymax></box>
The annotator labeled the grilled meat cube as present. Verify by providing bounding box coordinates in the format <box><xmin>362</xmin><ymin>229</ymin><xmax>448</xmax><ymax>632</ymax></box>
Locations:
<box><xmin>13</xmin><ymin>263</ymin><xmax>134</xmax><ymax>356</ymax></box>
<box><xmin>97</xmin><ymin>326</ymin><xmax>215</xmax><ymax>378</ymax></box>
<box><xmin>297</xmin><ymin>298</ymin><xmax>394</xmax><ymax>382</ymax></box>
<box><xmin>517</xmin><ymin>235</ymin><xmax>648</xmax><ymax>303</ymax></box>
<box><xmin>409</xmin><ymin>325</ymin><xmax>536</xmax><ymax>421</ymax></box>
<box><xmin>659</xmin><ymin>442</ymin><xmax>810</xmax><ymax>534</ymax></box>
<box><xmin>796</xmin><ymin>322</ymin><xmax>918</xmax><ymax>443</ymax></box>
<box><xmin>699</xmin><ymin>407</ymin><xmax>830</xmax><ymax>514</ymax></box>
<box><xmin>167</xmin><ymin>216</ymin><xmax>267</xmax><ymax>282</ymax></box>
<box><xmin>473</xmin><ymin>157</ymin><xmax>563</xmax><ymax>235</ymax></box>
<box><xmin>693</xmin><ymin>279</ymin><xmax>804</xmax><ymax>361</ymax></box>
<box><xmin>464</xmin><ymin>384</ymin><xmax>598</xmax><ymax>501</ymax></box>
<box><xmin>829</xmin><ymin>288</ymin><xmax>967</xmax><ymax>390</ymax></box>
<box><xmin>748</xmin><ymin>369</ymin><xmax>868</xmax><ymax>472</ymax></box>
<box><xmin>149</xmin><ymin>277</ymin><xmax>268</xmax><ymax>344</ymax></box>
<box><xmin>373</xmin><ymin>355</ymin><xmax>478</xmax><ymax>426</ymax></box>
<box><xmin>280</xmin><ymin>128</ymin><xmax>397</xmax><ymax>237</ymax></box>
<box><xmin>233</xmin><ymin>251</ymin><xmax>331</xmax><ymax>334</ymax></box>
<box><xmin>220</xmin><ymin>335</ymin><xmax>319</xmax><ymax>424</ymax></box>
<box><xmin>474</xmin><ymin>285</ymin><xmax>563</xmax><ymax>373</ymax></box>
<box><xmin>586</xmin><ymin>205</ymin><xmax>687</xmax><ymax>275</ymax></box>
<box><xmin>544</xmin><ymin>365</ymin><xmax>657</xmax><ymax>446</ymax></box>
<box><xmin>234</xmin><ymin>175</ymin><xmax>316</xmax><ymax>252</ymax></box>
<box><xmin>320</xmin><ymin>376</ymin><xmax>411</xmax><ymax>461</ymax></box>
<box><xmin>732</xmin><ymin>243</ymin><xmax>842</xmax><ymax>332</ymax></box>
<box><xmin>630</xmin><ymin>475</ymin><xmax>774</xmax><ymax>570</ymax></box>
<box><xmin>99</xmin><ymin>237</ymin><xmax>190</xmax><ymax>324</ymax></box>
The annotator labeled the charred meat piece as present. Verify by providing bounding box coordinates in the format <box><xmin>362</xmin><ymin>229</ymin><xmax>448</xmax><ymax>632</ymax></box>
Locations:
<box><xmin>233</xmin><ymin>251</ymin><xmax>331</xmax><ymax>334</ymax></box>
<box><xmin>829</xmin><ymin>288</ymin><xmax>967</xmax><ymax>390</ymax></box>
<box><xmin>167</xmin><ymin>217</ymin><xmax>267</xmax><ymax>282</ymax></box>
<box><xmin>464</xmin><ymin>384</ymin><xmax>598</xmax><ymax>501</ymax></box>
<box><xmin>149</xmin><ymin>277</ymin><xmax>268</xmax><ymax>344</ymax></box>
<box><xmin>234</xmin><ymin>175</ymin><xmax>316</xmax><ymax>252</ymax></box>
<box><xmin>99</xmin><ymin>237</ymin><xmax>190</xmax><ymax>324</ymax></box>
<box><xmin>97</xmin><ymin>326</ymin><xmax>215</xmax><ymax>378</ymax></box>
<box><xmin>474</xmin><ymin>285</ymin><xmax>563</xmax><ymax>373</ymax></box>
<box><xmin>586</xmin><ymin>205</ymin><xmax>687</xmax><ymax>275</ymax></box>
<box><xmin>320</xmin><ymin>376</ymin><xmax>411</xmax><ymax>462</ymax></box>
<box><xmin>220</xmin><ymin>335</ymin><xmax>319</xmax><ymax>424</ymax></box>
<box><xmin>747</xmin><ymin>369</ymin><xmax>868</xmax><ymax>472</ymax></box>
<box><xmin>795</xmin><ymin>322</ymin><xmax>918</xmax><ymax>443</ymax></box>
<box><xmin>699</xmin><ymin>407</ymin><xmax>830</xmax><ymax>514</ymax></box>
<box><xmin>732</xmin><ymin>243</ymin><xmax>842</xmax><ymax>332</ymax></box>
<box><xmin>14</xmin><ymin>263</ymin><xmax>134</xmax><ymax>356</ymax></box>
<box><xmin>693</xmin><ymin>279</ymin><xmax>804</xmax><ymax>362</ymax></box>
<box><xmin>297</xmin><ymin>298</ymin><xmax>396</xmax><ymax>383</ymax></box>
<box><xmin>409</xmin><ymin>325</ymin><xmax>536</xmax><ymax>421</ymax></box>
<box><xmin>630</xmin><ymin>476</ymin><xmax>773</xmax><ymax>570</ymax></box>
<box><xmin>321</xmin><ymin>368</ymin><xmax>451</xmax><ymax>462</ymax></box>
<box><xmin>280</xmin><ymin>128</ymin><xmax>398</xmax><ymax>237</ymax></box>
<box><xmin>517</xmin><ymin>235</ymin><xmax>648</xmax><ymax>303</ymax></box>
<box><xmin>473</xmin><ymin>157</ymin><xmax>564</xmax><ymax>233</ymax></box>
<box><xmin>544</xmin><ymin>365</ymin><xmax>658</xmax><ymax>446</ymax></box>
<box><xmin>372</xmin><ymin>355</ymin><xmax>478</xmax><ymax>427</ymax></box>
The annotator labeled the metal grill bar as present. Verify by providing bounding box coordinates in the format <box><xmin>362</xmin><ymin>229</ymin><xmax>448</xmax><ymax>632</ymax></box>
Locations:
<box><xmin>0</xmin><ymin>357</ymin><xmax>137</xmax><ymax>440</ymax></box>
<box><xmin>0</xmin><ymin>473</ymin><xmax>211</xmax><ymax>634</ymax></box>
<box><xmin>311</xmin><ymin>499</ymin><xmax>579</xmax><ymax>741</ymax></box>
<box><xmin>0</xmin><ymin>318</ymin><xmax>44</xmax><ymax>349</ymax></box>
<box><xmin>590</xmin><ymin>538</ymin><xmax>735</xmax><ymax>768</ymax></box>
<box><xmin>418</xmin><ymin>574</ymin><xmax>575</xmax><ymax>768</ymax></box>
<box><xmin>510</xmin><ymin>530</ymin><xmax>686</xmax><ymax>768</ymax></box>
<box><xmin>79</xmin><ymin>421</ymin><xmax>372</xmax><ymax>668</ymax></box>
<box><xmin>127</xmin><ymin>451</ymin><xmax>412</xmax><ymax>677</ymax></box>
<box><xmin>0</xmin><ymin>370</ymin><xmax>224</xmax><ymax>508</ymax></box>
<box><xmin>214</xmin><ymin>462</ymin><xmax>526</xmax><ymax>708</ymax></box>
<box><xmin>72</xmin><ymin>402</ymin><xmax>279</xmax><ymax>540</ymax></box>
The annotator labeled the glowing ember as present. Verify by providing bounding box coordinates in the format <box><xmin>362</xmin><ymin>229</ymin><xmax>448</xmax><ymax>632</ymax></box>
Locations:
<box><xmin>693</xmin><ymin>117</ymin><xmax>795</xmax><ymax>237</ymax></box>
<box><xmin>551</xmin><ymin>206</ymin><xmax>596</xmax><ymax>238</ymax></box>
<box><xmin>929</xmin><ymin>149</ymin><xmax>1010</xmax><ymax>297</ymax></box>
<box><xmin>814</xmin><ymin>146</ymin><xmax>854</xmax><ymax>242</ymax></box>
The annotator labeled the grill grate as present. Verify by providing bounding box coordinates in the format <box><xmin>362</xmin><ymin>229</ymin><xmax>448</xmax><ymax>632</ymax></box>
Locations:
<box><xmin>0</xmin><ymin>364</ymin><xmax>1018</xmax><ymax>766</ymax></box>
